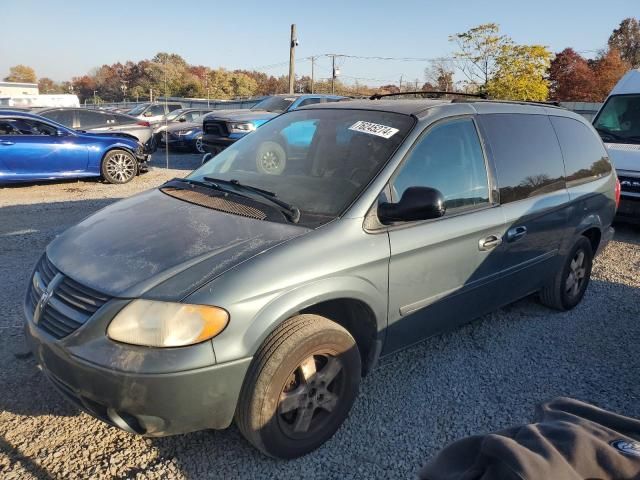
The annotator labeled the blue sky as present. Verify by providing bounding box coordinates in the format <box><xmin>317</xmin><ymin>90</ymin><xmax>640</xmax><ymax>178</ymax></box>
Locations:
<box><xmin>1</xmin><ymin>0</ymin><xmax>637</xmax><ymax>87</ymax></box>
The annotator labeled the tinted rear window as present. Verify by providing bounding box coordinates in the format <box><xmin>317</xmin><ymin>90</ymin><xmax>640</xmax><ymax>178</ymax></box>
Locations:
<box><xmin>550</xmin><ymin>116</ymin><xmax>612</xmax><ymax>186</ymax></box>
<box><xmin>479</xmin><ymin>114</ymin><xmax>565</xmax><ymax>204</ymax></box>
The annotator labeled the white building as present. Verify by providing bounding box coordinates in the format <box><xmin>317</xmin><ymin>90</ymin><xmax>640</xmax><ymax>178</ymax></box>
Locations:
<box><xmin>0</xmin><ymin>81</ymin><xmax>39</xmax><ymax>96</ymax></box>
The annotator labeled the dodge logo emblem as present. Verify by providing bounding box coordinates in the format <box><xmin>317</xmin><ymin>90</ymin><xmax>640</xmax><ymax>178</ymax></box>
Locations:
<box><xmin>33</xmin><ymin>273</ymin><xmax>63</xmax><ymax>325</ymax></box>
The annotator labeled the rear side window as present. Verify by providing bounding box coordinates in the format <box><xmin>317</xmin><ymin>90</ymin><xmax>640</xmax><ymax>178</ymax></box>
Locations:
<box><xmin>41</xmin><ymin>109</ymin><xmax>74</xmax><ymax>127</ymax></box>
<box><xmin>479</xmin><ymin>114</ymin><xmax>565</xmax><ymax>204</ymax></box>
<box><xmin>78</xmin><ymin>110</ymin><xmax>108</xmax><ymax>128</ymax></box>
<box><xmin>113</xmin><ymin>113</ymin><xmax>137</xmax><ymax>125</ymax></box>
<box><xmin>550</xmin><ymin>116</ymin><xmax>612</xmax><ymax>186</ymax></box>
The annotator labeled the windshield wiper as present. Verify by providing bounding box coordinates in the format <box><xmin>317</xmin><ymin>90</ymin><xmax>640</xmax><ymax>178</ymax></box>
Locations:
<box><xmin>204</xmin><ymin>176</ymin><xmax>300</xmax><ymax>223</ymax></box>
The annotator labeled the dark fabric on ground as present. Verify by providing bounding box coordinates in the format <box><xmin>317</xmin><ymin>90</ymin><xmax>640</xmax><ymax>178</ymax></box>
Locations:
<box><xmin>419</xmin><ymin>397</ymin><xmax>640</xmax><ymax>480</ymax></box>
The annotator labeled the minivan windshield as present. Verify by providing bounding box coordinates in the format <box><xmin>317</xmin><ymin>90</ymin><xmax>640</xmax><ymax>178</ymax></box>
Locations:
<box><xmin>593</xmin><ymin>94</ymin><xmax>640</xmax><ymax>143</ymax></box>
<box><xmin>251</xmin><ymin>96</ymin><xmax>296</xmax><ymax>113</ymax></box>
<box><xmin>188</xmin><ymin>109</ymin><xmax>414</xmax><ymax>226</ymax></box>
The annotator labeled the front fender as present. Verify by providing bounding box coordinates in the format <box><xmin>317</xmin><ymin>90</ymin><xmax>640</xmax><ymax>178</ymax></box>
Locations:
<box><xmin>88</xmin><ymin>142</ymin><xmax>140</xmax><ymax>169</ymax></box>
<box><xmin>205</xmin><ymin>275</ymin><xmax>387</xmax><ymax>365</ymax></box>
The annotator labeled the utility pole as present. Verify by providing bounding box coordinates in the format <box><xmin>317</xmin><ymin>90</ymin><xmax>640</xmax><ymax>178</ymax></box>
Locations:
<box><xmin>399</xmin><ymin>75</ymin><xmax>403</xmax><ymax>92</ymax></box>
<box><xmin>332</xmin><ymin>55</ymin><xmax>336</xmax><ymax>94</ymax></box>
<box><xmin>288</xmin><ymin>24</ymin><xmax>297</xmax><ymax>95</ymax></box>
<box><xmin>310</xmin><ymin>56</ymin><xmax>315</xmax><ymax>94</ymax></box>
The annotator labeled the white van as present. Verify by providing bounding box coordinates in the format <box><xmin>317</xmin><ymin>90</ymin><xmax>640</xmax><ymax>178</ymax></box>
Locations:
<box><xmin>593</xmin><ymin>69</ymin><xmax>640</xmax><ymax>222</ymax></box>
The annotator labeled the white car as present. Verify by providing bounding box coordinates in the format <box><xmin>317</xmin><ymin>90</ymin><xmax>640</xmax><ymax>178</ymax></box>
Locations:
<box><xmin>127</xmin><ymin>102</ymin><xmax>184</xmax><ymax>125</ymax></box>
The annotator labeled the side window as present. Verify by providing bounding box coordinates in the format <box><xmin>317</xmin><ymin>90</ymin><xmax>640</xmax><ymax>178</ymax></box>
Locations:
<box><xmin>325</xmin><ymin>97</ymin><xmax>344</xmax><ymax>103</ymax></box>
<box><xmin>550</xmin><ymin>116</ymin><xmax>612</xmax><ymax>186</ymax></box>
<box><xmin>77</xmin><ymin>110</ymin><xmax>107</xmax><ymax>128</ymax></box>
<box><xmin>0</xmin><ymin>119</ymin><xmax>20</xmax><ymax>135</ymax></box>
<box><xmin>147</xmin><ymin>104</ymin><xmax>166</xmax><ymax>116</ymax></box>
<box><xmin>297</xmin><ymin>98</ymin><xmax>323</xmax><ymax>108</ymax></box>
<box><xmin>42</xmin><ymin>110</ymin><xmax>74</xmax><ymax>127</ymax></box>
<box><xmin>479</xmin><ymin>114</ymin><xmax>565</xmax><ymax>204</ymax></box>
<box><xmin>7</xmin><ymin>119</ymin><xmax>57</xmax><ymax>135</ymax></box>
<box><xmin>167</xmin><ymin>104</ymin><xmax>182</xmax><ymax>112</ymax></box>
<box><xmin>392</xmin><ymin>118</ymin><xmax>490</xmax><ymax>213</ymax></box>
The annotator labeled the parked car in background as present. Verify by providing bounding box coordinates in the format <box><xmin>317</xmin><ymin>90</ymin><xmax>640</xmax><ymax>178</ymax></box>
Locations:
<box><xmin>0</xmin><ymin>110</ymin><xmax>147</xmax><ymax>184</ymax></box>
<box><xmin>159</xmin><ymin>120</ymin><xmax>208</xmax><ymax>153</ymax></box>
<box><xmin>127</xmin><ymin>102</ymin><xmax>184</xmax><ymax>124</ymax></box>
<box><xmin>35</xmin><ymin>107</ymin><xmax>156</xmax><ymax>153</ymax></box>
<box><xmin>154</xmin><ymin>107</ymin><xmax>213</xmax><ymax>140</ymax></box>
<box><xmin>593</xmin><ymin>69</ymin><xmax>640</xmax><ymax>223</ymax></box>
<box><xmin>201</xmin><ymin>94</ymin><xmax>346</xmax><ymax>154</ymax></box>
<box><xmin>23</xmin><ymin>97</ymin><xmax>617</xmax><ymax>458</ymax></box>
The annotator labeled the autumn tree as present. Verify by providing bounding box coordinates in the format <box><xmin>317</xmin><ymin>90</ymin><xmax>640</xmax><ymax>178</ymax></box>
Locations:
<box><xmin>449</xmin><ymin>23</ymin><xmax>508</xmax><ymax>92</ymax></box>
<box><xmin>38</xmin><ymin>77</ymin><xmax>64</xmax><ymax>94</ymax></box>
<box><xmin>4</xmin><ymin>65</ymin><xmax>37</xmax><ymax>83</ymax></box>
<box><xmin>608</xmin><ymin>17</ymin><xmax>640</xmax><ymax>68</ymax></box>
<box><xmin>486</xmin><ymin>44</ymin><xmax>552</xmax><ymax>100</ymax></box>
<box><xmin>548</xmin><ymin>48</ymin><xmax>597</xmax><ymax>101</ymax></box>
<box><xmin>424</xmin><ymin>61</ymin><xmax>455</xmax><ymax>91</ymax></box>
<box><xmin>592</xmin><ymin>48</ymin><xmax>630</xmax><ymax>100</ymax></box>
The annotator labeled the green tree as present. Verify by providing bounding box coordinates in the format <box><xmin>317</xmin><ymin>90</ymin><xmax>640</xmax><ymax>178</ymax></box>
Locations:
<box><xmin>450</xmin><ymin>23</ymin><xmax>508</xmax><ymax>91</ymax></box>
<box><xmin>4</xmin><ymin>64</ymin><xmax>37</xmax><ymax>83</ymax></box>
<box><xmin>608</xmin><ymin>17</ymin><xmax>640</xmax><ymax>68</ymax></box>
<box><xmin>486</xmin><ymin>44</ymin><xmax>552</xmax><ymax>101</ymax></box>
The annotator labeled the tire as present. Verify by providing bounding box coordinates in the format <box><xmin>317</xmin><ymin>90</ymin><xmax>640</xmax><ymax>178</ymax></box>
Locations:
<box><xmin>255</xmin><ymin>141</ymin><xmax>286</xmax><ymax>175</ymax></box>
<box><xmin>235</xmin><ymin>314</ymin><xmax>361</xmax><ymax>459</ymax></box>
<box><xmin>101</xmin><ymin>149</ymin><xmax>138</xmax><ymax>184</ymax></box>
<box><xmin>194</xmin><ymin>135</ymin><xmax>206</xmax><ymax>154</ymax></box>
<box><xmin>539</xmin><ymin>236</ymin><xmax>593</xmax><ymax>310</ymax></box>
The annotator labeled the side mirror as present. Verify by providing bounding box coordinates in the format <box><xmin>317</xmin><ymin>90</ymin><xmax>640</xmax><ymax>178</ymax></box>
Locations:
<box><xmin>178</xmin><ymin>117</ymin><xmax>186</xmax><ymax>122</ymax></box>
<box><xmin>378</xmin><ymin>186</ymin><xmax>446</xmax><ymax>224</ymax></box>
<box><xmin>143</xmin><ymin>111</ymin><xmax>153</xmax><ymax>117</ymax></box>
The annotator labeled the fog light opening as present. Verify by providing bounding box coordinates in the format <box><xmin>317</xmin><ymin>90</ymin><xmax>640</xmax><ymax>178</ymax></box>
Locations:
<box><xmin>107</xmin><ymin>408</ymin><xmax>146</xmax><ymax>434</ymax></box>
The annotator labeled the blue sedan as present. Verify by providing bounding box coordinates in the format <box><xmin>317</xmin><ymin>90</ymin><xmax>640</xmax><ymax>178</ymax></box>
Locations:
<box><xmin>0</xmin><ymin>110</ymin><xmax>148</xmax><ymax>184</ymax></box>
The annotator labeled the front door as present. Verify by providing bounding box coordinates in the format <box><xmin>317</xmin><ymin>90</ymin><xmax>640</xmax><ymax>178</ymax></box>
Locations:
<box><xmin>0</xmin><ymin>117</ymin><xmax>88</xmax><ymax>179</ymax></box>
<box><xmin>384</xmin><ymin>117</ymin><xmax>507</xmax><ymax>354</ymax></box>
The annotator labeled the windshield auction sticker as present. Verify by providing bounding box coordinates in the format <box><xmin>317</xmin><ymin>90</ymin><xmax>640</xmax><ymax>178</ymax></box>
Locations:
<box><xmin>349</xmin><ymin>121</ymin><xmax>399</xmax><ymax>139</ymax></box>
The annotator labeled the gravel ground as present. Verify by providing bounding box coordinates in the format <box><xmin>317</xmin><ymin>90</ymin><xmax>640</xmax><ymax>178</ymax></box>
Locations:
<box><xmin>1</xmin><ymin>155</ymin><xmax>639</xmax><ymax>479</ymax></box>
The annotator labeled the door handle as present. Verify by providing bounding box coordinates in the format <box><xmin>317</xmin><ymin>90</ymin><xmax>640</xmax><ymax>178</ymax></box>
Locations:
<box><xmin>506</xmin><ymin>226</ymin><xmax>528</xmax><ymax>242</ymax></box>
<box><xmin>0</xmin><ymin>140</ymin><xmax>15</xmax><ymax>145</ymax></box>
<box><xmin>479</xmin><ymin>235</ymin><xmax>503</xmax><ymax>251</ymax></box>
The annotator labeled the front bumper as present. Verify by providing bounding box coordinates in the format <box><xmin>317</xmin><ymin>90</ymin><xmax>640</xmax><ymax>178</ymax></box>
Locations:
<box><xmin>616</xmin><ymin>196</ymin><xmax>640</xmax><ymax>224</ymax></box>
<box><xmin>24</xmin><ymin>309</ymin><xmax>251</xmax><ymax>437</ymax></box>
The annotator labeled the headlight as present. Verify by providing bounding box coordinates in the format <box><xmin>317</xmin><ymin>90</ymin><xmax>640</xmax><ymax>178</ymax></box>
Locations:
<box><xmin>176</xmin><ymin>129</ymin><xmax>194</xmax><ymax>136</ymax></box>
<box><xmin>228</xmin><ymin>122</ymin><xmax>256</xmax><ymax>134</ymax></box>
<box><xmin>107</xmin><ymin>300</ymin><xmax>229</xmax><ymax>347</ymax></box>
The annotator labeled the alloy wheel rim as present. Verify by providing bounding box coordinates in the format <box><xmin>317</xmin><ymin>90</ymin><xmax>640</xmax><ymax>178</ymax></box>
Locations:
<box><xmin>260</xmin><ymin>150</ymin><xmax>281</xmax><ymax>173</ymax></box>
<box><xmin>277</xmin><ymin>353</ymin><xmax>344</xmax><ymax>437</ymax></box>
<box><xmin>195</xmin><ymin>137</ymin><xmax>205</xmax><ymax>153</ymax></box>
<box><xmin>106</xmin><ymin>153</ymin><xmax>136</xmax><ymax>182</ymax></box>
<box><xmin>565</xmin><ymin>249</ymin><xmax>586</xmax><ymax>298</ymax></box>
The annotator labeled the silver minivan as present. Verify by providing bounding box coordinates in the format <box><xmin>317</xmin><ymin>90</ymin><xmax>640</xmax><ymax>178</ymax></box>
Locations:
<box><xmin>24</xmin><ymin>97</ymin><xmax>617</xmax><ymax>458</ymax></box>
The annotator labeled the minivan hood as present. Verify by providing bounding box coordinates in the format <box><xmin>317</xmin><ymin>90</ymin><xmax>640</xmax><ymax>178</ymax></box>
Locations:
<box><xmin>605</xmin><ymin>143</ymin><xmax>640</xmax><ymax>172</ymax></box>
<box><xmin>47</xmin><ymin>189</ymin><xmax>309</xmax><ymax>300</ymax></box>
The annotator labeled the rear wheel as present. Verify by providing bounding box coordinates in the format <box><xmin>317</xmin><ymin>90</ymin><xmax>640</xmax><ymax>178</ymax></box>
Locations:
<box><xmin>101</xmin><ymin>149</ymin><xmax>137</xmax><ymax>184</ymax></box>
<box><xmin>235</xmin><ymin>314</ymin><xmax>361</xmax><ymax>458</ymax></box>
<box><xmin>540</xmin><ymin>236</ymin><xmax>593</xmax><ymax>310</ymax></box>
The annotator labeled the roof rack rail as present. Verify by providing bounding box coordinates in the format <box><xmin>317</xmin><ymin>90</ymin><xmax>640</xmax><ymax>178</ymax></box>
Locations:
<box><xmin>451</xmin><ymin>98</ymin><xmax>564</xmax><ymax>108</ymax></box>
<box><xmin>369</xmin><ymin>90</ymin><xmax>487</xmax><ymax>100</ymax></box>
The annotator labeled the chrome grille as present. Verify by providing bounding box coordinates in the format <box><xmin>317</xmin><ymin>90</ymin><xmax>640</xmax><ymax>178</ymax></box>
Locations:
<box><xmin>27</xmin><ymin>255</ymin><xmax>111</xmax><ymax>339</ymax></box>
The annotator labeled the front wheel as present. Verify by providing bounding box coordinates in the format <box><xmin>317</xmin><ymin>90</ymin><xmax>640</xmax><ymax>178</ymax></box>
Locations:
<box><xmin>101</xmin><ymin>149</ymin><xmax>138</xmax><ymax>184</ymax></box>
<box><xmin>235</xmin><ymin>314</ymin><xmax>361</xmax><ymax>459</ymax></box>
<box><xmin>193</xmin><ymin>135</ymin><xmax>206</xmax><ymax>154</ymax></box>
<box><xmin>539</xmin><ymin>236</ymin><xmax>593</xmax><ymax>310</ymax></box>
